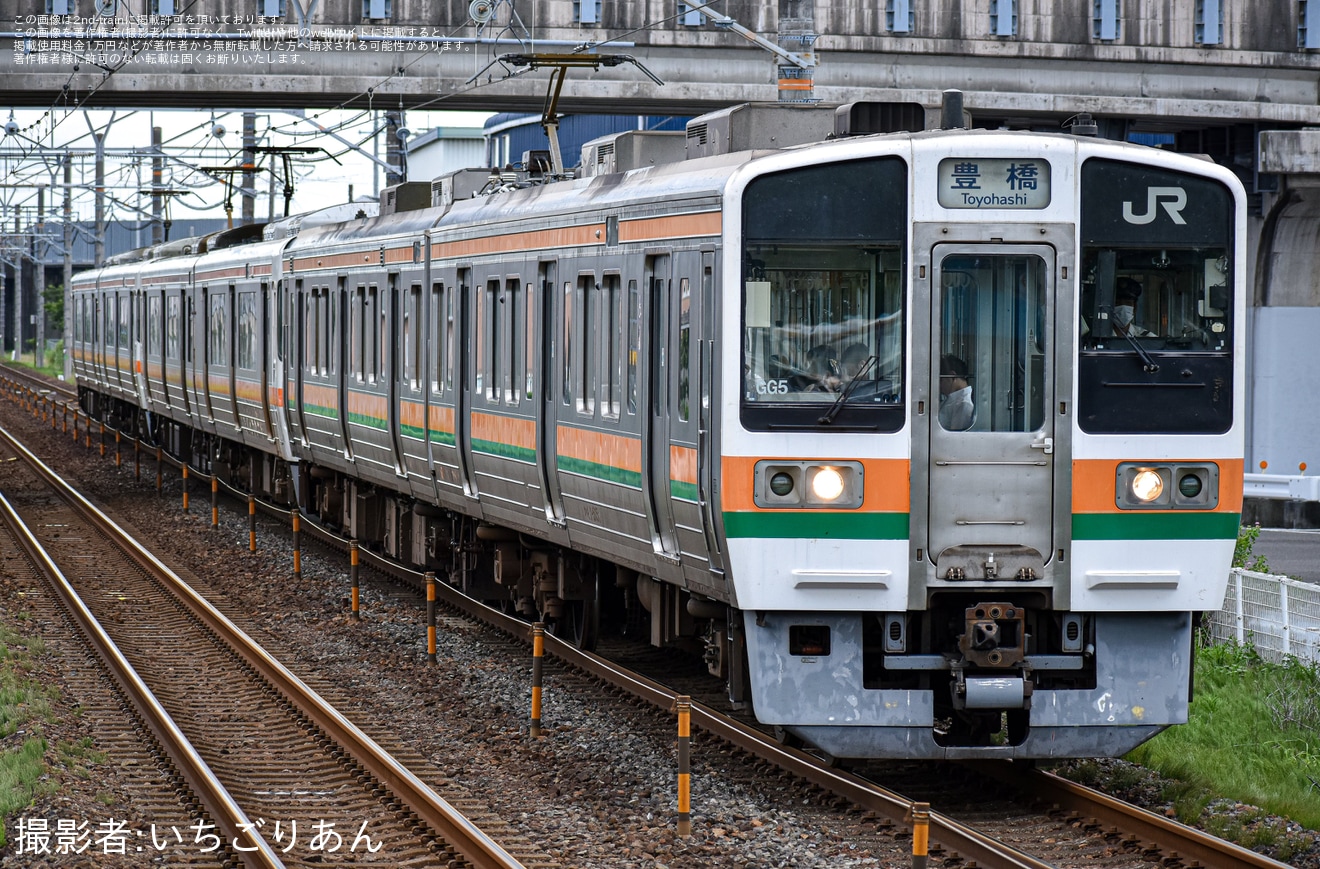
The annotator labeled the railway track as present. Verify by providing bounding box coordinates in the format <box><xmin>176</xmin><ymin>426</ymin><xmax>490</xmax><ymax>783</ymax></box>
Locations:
<box><xmin>0</xmin><ymin>364</ymin><xmax>1303</xmax><ymax>868</ymax></box>
<box><xmin>0</xmin><ymin>418</ymin><xmax>544</xmax><ymax>869</ymax></box>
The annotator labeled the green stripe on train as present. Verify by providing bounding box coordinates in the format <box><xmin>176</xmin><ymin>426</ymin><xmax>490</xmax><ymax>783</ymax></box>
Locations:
<box><xmin>722</xmin><ymin>511</ymin><xmax>910</xmax><ymax>539</ymax></box>
<box><xmin>474</xmin><ymin>437</ymin><xmax>536</xmax><ymax>464</ymax></box>
<box><xmin>556</xmin><ymin>455</ymin><xmax>643</xmax><ymax>488</ymax></box>
<box><xmin>1072</xmin><ymin>512</ymin><xmax>1241</xmax><ymax>540</ymax></box>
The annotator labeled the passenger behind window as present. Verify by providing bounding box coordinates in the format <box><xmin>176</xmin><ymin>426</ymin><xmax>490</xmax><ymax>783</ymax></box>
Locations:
<box><xmin>939</xmin><ymin>354</ymin><xmax>975</xmax><ymax>431</ymax></box>
<box><xmin>1113</xmin><ymin>277</ymin><xmax>1155</xmax><ymax>338</ymax></box>
<box><xmin>840</xmin><ymin>343</ymin><xmax>870</xmax><ymax>380</ymax></box>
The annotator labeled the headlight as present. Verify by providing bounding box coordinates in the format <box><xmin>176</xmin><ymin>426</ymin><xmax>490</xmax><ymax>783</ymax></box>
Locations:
<box><xmin>1130</xmin><ymin>468</ymin><xmax>1164</xmax><ymax>502</ymax></box>
<box><xmin>810</xmin><ymin>467</ymin><xmax>845</xmax><ymax>502</ymax></box>
<box><xmin>769</xmin><ymin>472</ymin><xmax>795</xmax><ymax>497</ymax></box>
<box><xmin>754</xmin><ymin>461</ymin><xmax>864</xmax><ymax>509</ymax></box>
<box><xmin>1115</xmin><ymin>463</ymin><xmax>1217</xmax><ymax>509</ymax></box>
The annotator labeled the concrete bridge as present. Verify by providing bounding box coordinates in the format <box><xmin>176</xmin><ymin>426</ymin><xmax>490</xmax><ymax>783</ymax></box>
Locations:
<box><xmin>4</xmin><ymin>0</ymin><xmax>1320</xmax><ymax>479</ymax></box>
<box><xmin>3</xmin><ymin>0</ymin><xmax>1317</xmax><ymax>128</ymax></box>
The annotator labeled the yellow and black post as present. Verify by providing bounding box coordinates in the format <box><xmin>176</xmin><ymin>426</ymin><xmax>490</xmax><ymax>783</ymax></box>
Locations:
<box><xmin>114</xmin><ymin>428</ymin><xmax>121</xmax><ymax>468</ymax></box>
<box><xmin>292</xmin><ymin>509</ymin><xmax>302</xmax><ymax>579</ymax></box>
<box><xmin>62</xmin><ymin>403</ymin><xmax>68</xmax><ymax>434</ymax></box>
<box><xmin>99</xmin><ymin>421</ymin><xmax>105</xmax><ymax>457</ymax></box>
<box><xmin>349</xmin><ymin>540</ymin><xmax>361</xmax><ymax>620</ymax></box>
<box><xmin>677</xmin><ymin>695</ymin><xmax>692</xmax><ymax>837</ymax></box>
<box><xmin>425</xmin><ymin>571</ymin><xmax>437</xmax><ymax>664</ymax></box>
<box><xmin>155</xmin><ymin>446</ymin><xmax>163</xmax><ymax>492</ymax></box>
<box><xmin>133</xmin><ymin>437</ymin><xmax>140</xmax><ymax>481</ymax></box>
<box><xmin>181</xmin><ymin>463</ymin><xmax>189</xmax><ymax>513</ymax></box>
<box><xmin>211</xmin><ymin>477</ymin><xmax>220</xmax><ymax>529</ymax></box>
<box><xmin>530</xmin><ymin>623</ymin><xmax>545</xmax><ymax>738</ymax></box>
<box><xmin>248</xmin><ymin>495</ymin><xmax>257</xmax><ymax>552</ymax></box>
<box><xmin>909</xmin><ymin>801</ymin><xmax>930</xmax><ymax>869</ymax></box>
<box><xmin>84</xmin><ymin>414</ymin><xmax>91</xmax><ymax>449</ymax></box>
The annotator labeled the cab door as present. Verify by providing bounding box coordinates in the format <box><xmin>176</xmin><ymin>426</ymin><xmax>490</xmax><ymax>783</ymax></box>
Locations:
<box><xmin>926</xmin><ymin>245</ymin><xmax>1056</xmax><ymax>580</ymax></box>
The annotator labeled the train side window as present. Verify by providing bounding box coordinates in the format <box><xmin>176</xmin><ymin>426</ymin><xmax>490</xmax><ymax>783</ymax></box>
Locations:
<box><xmin>602</xmin><ymin>273</ymin><xmax>621</xmax><ymax>419</ymax></box>
<box><xmin>525</xmin><ymin>281</ymin><xmax>535</xmax><ymax>401</ymax></box>
<box><xmin>626</xmin><ymin>279</ymin><xmax>640</xmax><ymax>415</ymax></box>
<box><xmin>445</xmin><ymin>282</ymin><xmax>456</xmax><ymax>393</ymax></box>
<box><xmin>237</xmin><ymin>290</ymin><xmax>257</xmax><ymax>369</ymax></box>
<box><xmin>505</xmin><ymin>278</ymin><xmax>520</xmax><ymax>406</ymax></box>
<box><xmin>148</xmin><ymin>296</ymin><xmax>162</xmax><ymax>359</ymax></box>
<box><xmin>209</xmin><ymin>290</ymin><xmax>227</xmax><ymax>367</ymax></box>
<box><xmin>678</xmin><ymin>276</ymin><xmax>691</xmax><ymax>422</ymax></box>
<box><xmin>378</xmin><ymin>285</ymin><xmax>387</xmax><ymax>387</ymax></box>
<box><xmin>406</xmin><ymin>283</ymin><xmax>421</xmax><ymax>390</ymax></box>
<box><xmin>351</xmin><ymin>286</ymin><xmax>363</xmax><ymax>381</ymax></box>
<box><xmin>577</xmin><ymin>274</ymin><xmax>595</xmax><ymax>416</ymax></box>
<box><xmin>480</xmin><ymin>278</ymin><xmax>499</xmax><ymax>402</ymax></box>
<box><xmin>562</xmin><ymin>280</ymin><xmax>573</xmax><ymax>405</ymax></box>
<box><xmin>119</xmin><ymin>292</ymin><xmax>130</xmax><ymax>351</ymax></box>
<box><xmin>366</xmin><ymin>284</ymin><xmax>380</xmax><ymax>384</ymax></box>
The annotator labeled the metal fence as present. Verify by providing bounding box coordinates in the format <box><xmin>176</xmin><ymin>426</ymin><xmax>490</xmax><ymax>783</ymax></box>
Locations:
<box><xmin>1206</xmin><ymin>568</ymin><xmax>1320</xmax><ymax>664</ymax></box>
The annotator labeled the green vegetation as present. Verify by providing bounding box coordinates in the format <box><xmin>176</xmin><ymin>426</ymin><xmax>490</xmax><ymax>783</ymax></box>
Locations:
<box><xmin>1234</xmin><ymin>523</ymin><xmax>1270</xmax><ymax>572</ymax></box>
<box><xmin>1127</xmin><ymin>638</ymin><xmax>1320</xmax><ymax>848</ymax></box>
<box><xmin>2</xmin><ymin>344</ymin><xmax>65</xmax><ymax>382</ymax></box>
<box><xmin>0</xmin><ymin>626</ymin><xmax>58</xmax><ymax>848</ymax></box>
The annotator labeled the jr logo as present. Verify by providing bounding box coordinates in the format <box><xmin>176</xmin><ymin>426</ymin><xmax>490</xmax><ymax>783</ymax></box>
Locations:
<box><xmin>1123</xmin><ymin>187</ymin><xmax>1188</xmax><ymax>225</ymax></box>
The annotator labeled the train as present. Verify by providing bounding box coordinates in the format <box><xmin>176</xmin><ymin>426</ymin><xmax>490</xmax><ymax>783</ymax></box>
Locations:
<box><xmin>69</xmin><ymin>102</ymin><xmax>1246</xmax><ymax>759</ymax></box>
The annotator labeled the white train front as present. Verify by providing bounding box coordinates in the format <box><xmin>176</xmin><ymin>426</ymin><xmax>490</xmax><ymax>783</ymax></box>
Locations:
<box><xmin>70</xmin><ymin>106</ymin><xmax>1246</xmax><ymax>759</ymax></box>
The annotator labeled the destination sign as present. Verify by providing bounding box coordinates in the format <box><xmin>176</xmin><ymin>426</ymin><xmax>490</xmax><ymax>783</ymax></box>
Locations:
<box><xmin>937</xmin><ymin>157</ymin><xmax>1051</xmax><ymax>209</ymax></box>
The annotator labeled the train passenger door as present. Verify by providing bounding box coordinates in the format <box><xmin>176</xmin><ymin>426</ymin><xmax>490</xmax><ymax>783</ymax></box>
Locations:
<box><xmin>285</xmin><ymin>279</ymin><xmax>307</xmax><ymax>447</ymax></box>
<box><xmin>132</xmin><ymin>289</ymin><xmax>150</xmax><ymax>410</ymax></box>
<box><xmin>537</xmin><ymin>260</ymin><xmax>565</xmax><ymax>524</ymax></box>
<box><xmin>387</xmin><ymin>273</ymin><xmax>406</xmax><ymax>475</ymax></box>
<box><xmin>455</xmin><ymin>268</ymin><xmax>477</xmax><ymax>498</ymax></box>
<box><xmin>926</xmin><ymin>244</ymin><xmax>1056</xmax><ymax>580</ymax></box>
<box><xmin>642</xmin><ymin>253</ymin><xmax>680</xmax><ymax>559</ymax></box>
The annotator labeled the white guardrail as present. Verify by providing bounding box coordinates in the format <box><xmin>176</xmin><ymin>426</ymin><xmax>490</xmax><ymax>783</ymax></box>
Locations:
<box><xmin>1206</xmin><ymin>568</ymin><xmax>1320</xmax><ymax>665</ymax></box>
<box><xmin>1243</xmin><ymin>473</ymin><xmax>1320</xmax><ymax>502</ymax></box>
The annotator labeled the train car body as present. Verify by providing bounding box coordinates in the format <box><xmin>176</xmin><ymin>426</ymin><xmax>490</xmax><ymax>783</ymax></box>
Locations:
<box><xmin>69</xmin><ymin>106</ymin><xmax>1246</xmax><ymax>759</ymax></box>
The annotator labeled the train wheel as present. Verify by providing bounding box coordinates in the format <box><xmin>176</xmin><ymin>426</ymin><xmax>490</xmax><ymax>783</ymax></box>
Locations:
<box><xmin>553</xmin><ymin>564</ymin><xmax>600</xmax><ymax>651</ymax></box>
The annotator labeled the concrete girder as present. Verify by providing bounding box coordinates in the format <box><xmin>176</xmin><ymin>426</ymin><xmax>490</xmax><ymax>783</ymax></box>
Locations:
<box><xmin>1</xmin><ymin>38</ymin><xmax>1318</xmax><ymax>127</ymax></box>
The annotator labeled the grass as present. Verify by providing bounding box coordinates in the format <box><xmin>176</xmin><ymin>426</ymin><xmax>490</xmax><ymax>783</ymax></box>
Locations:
<box><xmin>0</xmin><ymin>626</ymin><xmax>59</xmax><ymax>848</ymax></box>
<box><xmin>2</xmin><ymin>346</ymin><xmax>66</xmax><ymax>382</ymax></box>
<box><xmin>1127</xmin><ymin>638</ymin><xmax>1320</xmax><ymax>834</ymax></box>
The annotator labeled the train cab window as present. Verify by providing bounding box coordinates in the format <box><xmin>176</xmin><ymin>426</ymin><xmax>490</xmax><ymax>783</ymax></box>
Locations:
<box><xmin>367</xmin><ymin>285</ymin><xmax>380</xmax><ymax>384</ymax></box>
<box><xmin>1078</xmin><ymin>159</ymin><xmax>1234</xmax><ymax>434</ymax></box>
<box><xmin>939</xmin><ymin>254</ymin><xmax>1048</xmax><ymax>433</ymax></box>
<box><xmin>739</xmin><ymin>156</ymin><xmax>908</xmax><ymax>431</ymax></box>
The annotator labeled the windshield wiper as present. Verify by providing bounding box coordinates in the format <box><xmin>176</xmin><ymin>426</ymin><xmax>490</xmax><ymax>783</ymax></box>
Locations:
<box><xmin>818</xmin><ymin>355</ymin><xmax>878</xmax><ymax>425</ymax></box>
<box><xmin>1114</xmin><ymin>320</ymin><xmax>1161</xmax><ymax>373</ymax></box>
